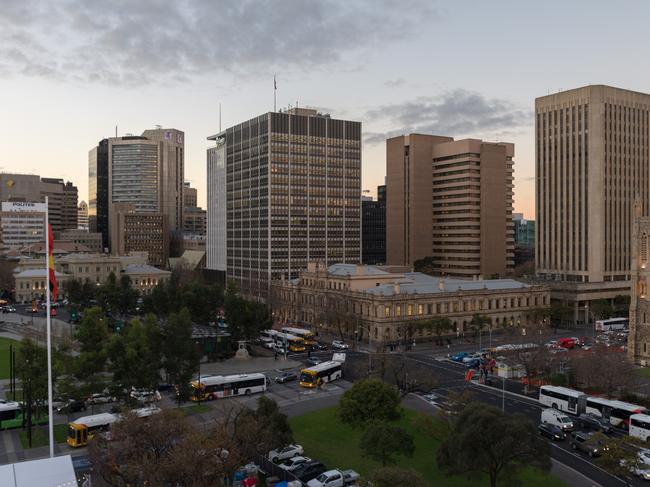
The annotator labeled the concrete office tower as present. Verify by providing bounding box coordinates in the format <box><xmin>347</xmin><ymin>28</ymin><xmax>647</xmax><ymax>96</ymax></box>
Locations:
<box><xmin>78</xmin><ymin>201</ymin><xmax>89</xmax><ymax>230</ymax></box>
<box><xmin>89</xmin><ymin>138</ymin><xmax>110</xmax><ymax>251</ymax></box>
<box><xmin>0</xmin><ymin>202</ymin><xmax>46</xmax><ymax>252</ymax></box>
<box><xmin>535</xmin><ymin>85</ymin><xmax>650</xmax><ymax>323</ymax></box>
<box><xmin>386</xmin><ymin>135</ymin><xmax>514</xmax><ymax>278</ymax></box>
<box><xmin>207</xmin><ymin>107</ymin><xmax>362</xmax><ymax>300</ymax></box>
<box><xmin>183</xmin><ymin>181</ymin><xmax>197</xmax><ymax>208</ymax></box>
<box><xmin>110</xmin><ymin>203</ymin><xmax>169</xmax><ymax>267</ymax></box>
<box><xmin>182</xmin><ymin>182</ymin><xmax>206</xmax><ymax>237</ymax></box>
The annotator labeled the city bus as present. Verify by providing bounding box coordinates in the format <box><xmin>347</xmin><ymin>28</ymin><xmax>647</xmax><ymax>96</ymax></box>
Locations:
<box><xmin>585</xmin><ymin>397</ymin><xmax>647</xmax><ymax>428</ymax></box>
<box><xmin>67</xmin><ymin>412</ymin><xmax>118</xmax><ymax>448</ymax></box>
<box><xmin>299</xmin><ymin>361</ymin><xmax>343</xmax><ymax>388</ymax></box>
<box><xmin>190</xmin><ymin>373</ymin><xmax>267</xmax><ymax>401</ymax></box>
<box><xmin>595</xmin><ymin>317</ymin><xmax>629</xmax><ymax>332</ymax></box>
<box><xmin>630</xmin><ymin>413</ymin><xmax>650</xmax><ymax>442</ymax></box>
<box><xmin>281</xmin><ymin>326</ymin><xmax>316</xmax><ymax>346</ymax></box>
<box><xmin>539</xmin><ymin>386</ymin><xmax>587</xmax><ymax>414</ymax></box>
<box><xmin>262</xmin><ymin>330</ymin><xmax>306</xmax><ymax>352</ymax></box>
<box><xmin>0</xmin><ymin>400</ymin><xmax>22</xmax><ymax>429</ymax></box>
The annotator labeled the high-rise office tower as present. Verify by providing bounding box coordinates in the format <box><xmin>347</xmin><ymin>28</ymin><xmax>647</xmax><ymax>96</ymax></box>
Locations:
<box><xmin>183</xmin><ymin>181</ymin><xmax>198</xmax><ymax>208</ymax></box>
<box><xmin>90</xmin><ymin>128</ymin><xmax>184</xmax><ymax>259</ymax></box>
<box><xmin>535</xmin><ymin>85</ymin><xmax>650</xmax><ymax>322</ymax></box>
<box><xmin>207</xmin><ymin>107</ymin><xmax>362</xmax><ymax>299</ymax></box>
<box><xmin>362</xmin><ymin>185</ymin><xmax>386</xmax><ymax>265</ymax></box>
<box><xmin>386</xmin><ymin>134</ymin><xmax>514</xmax><ymax>278</ymax></box>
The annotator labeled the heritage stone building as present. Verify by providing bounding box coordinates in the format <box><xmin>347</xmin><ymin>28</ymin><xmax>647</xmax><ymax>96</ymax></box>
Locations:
<box><xmin>629</xmin><ymin>206</ymin><xmax>650</xmax><ymax>365</ymax></box>
<box><xmin>271</xmin><ymin>263</ymin><xmax>550</xmax><ymax>347</ymax></box>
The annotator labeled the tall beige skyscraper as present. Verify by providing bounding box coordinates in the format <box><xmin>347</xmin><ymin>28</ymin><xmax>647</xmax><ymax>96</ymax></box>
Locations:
<box><xmin>535</xmin><ymin>85</ymin><xmax>650</xmax><ymax>322</ymax></box>
<box><xmin>386</xmin><ymin>134</ymin><xmax>514</xmax><ymax>278</ymax></box>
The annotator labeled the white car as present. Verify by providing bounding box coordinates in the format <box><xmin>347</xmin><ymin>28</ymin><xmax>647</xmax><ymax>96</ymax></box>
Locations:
<box><xmin>268</xmin><ymin>444</ymin><xmax>304</xmax><ymax>463</ymax></box>
<box><xmin>130</xmin><ymin>388</ymin><xmax>161</xmax><ymax>403</ymax></box>
<box><xmin>332</xmin><ymin>340</ymin><xmax>349</xmax><ymax>350</ymax></box>
<box><xmin>462</xmin><ymin>353</ymin><xmax>481</xmax><ymax>363</ymax></box>
<box><xmin>86</xmin><ymin>392</ymin><xmax>117</xmax><ymax>405</ymax></box>
<box><xmin>278</xmin><ymin>455</ymin><xmax>312</xmax><ymax>472</ymax></box>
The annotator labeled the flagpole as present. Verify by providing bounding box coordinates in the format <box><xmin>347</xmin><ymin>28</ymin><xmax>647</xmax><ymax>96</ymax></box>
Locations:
<box><xmin>45</xmin><ymin>196</ymin><xmax>54</xmax><ymax>458</ymax></box>
<box><xmin>274</xmin><ymin>75</ymin><xmax>277</xmax><ymax>112</ymax></box>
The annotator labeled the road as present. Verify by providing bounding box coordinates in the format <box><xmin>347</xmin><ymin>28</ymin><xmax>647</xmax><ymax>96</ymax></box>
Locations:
<box><xmin>406</xmin><ymin>351</ymin><xmax>643</xmax><ymax>487</ymax></box>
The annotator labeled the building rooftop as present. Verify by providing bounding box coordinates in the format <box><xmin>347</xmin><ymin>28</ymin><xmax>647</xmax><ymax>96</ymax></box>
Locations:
<box><xmin>15</xmin><ymin>269</ymin><xmax>67</xmax><ymax>279</ymax></box>
<box><xmin>123</xmin><ymin>264</ymin><xmax>170</xmax><ymax>275</ymax></box>
<box><xmin>0</xmin><ymin>454</ymin><xmax>77</xmax><ymax>487</ymax></box>
<box><xmin>327</xmin><ymin>263</ymin><xmax>391</xmax><ymax>276</ymax></box>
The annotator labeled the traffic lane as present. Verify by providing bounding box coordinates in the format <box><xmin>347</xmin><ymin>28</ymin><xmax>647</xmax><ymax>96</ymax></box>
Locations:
<box><xmin>428</xmin><ymin>384</ymin><xmax>642</xmax><ymax>487</ymax></box>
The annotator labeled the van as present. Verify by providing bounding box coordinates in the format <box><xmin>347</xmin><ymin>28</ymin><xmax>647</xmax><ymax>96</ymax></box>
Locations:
<box><xmin>541</xmin><ymin>408</ymin><xmax>574</xmax><ymax>431</ymax></box>
<box><xmin>557</xmin><ymin>337</ymin><xmax>576</xmax><ymax>349</ymax></box>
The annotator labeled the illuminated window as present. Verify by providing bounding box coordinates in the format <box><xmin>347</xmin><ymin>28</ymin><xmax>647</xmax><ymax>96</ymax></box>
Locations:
<box><xmin>384</xmin><ymin>306</ymin><xmax>390</xmax><ymax>317</ymax></box>
<box><xmin>418</xmin><ymin>304</ymin><xmax>424</xmax><ymax>315</ymax></box>
<box><xmin>407</xmin><ymin>305</ymin><xmax>413</xmax><ymax>316</ymax></box>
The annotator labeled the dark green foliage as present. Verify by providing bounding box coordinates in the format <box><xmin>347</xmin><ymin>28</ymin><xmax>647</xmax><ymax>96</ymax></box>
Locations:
<box><xmin>437</xmin><ymin>402</ymin><xmax>550</xmax><ymax>487</ymax></box>
<box><xmin>161</xmin><ymin>308</ymin><xmax>199</xmax><ymax>402</ymax></box>
<box><xmin>413</xmin><ymin>256</ymin><xmax>437</xmax><ymax>275</ymax></box>
<box><xmin>339</xmin><ymin>379</ymin><xmax>401</xmax><ymax>428</ymax></box>
<box><xmin>359</xmin><ymin>421</ymin><xmax>415</xmax><ymax>466</ymax></box>
<box><xmin>224</xmin><ymin>280</ymin><xmax>271</xmax><ymax>341</ymax></box>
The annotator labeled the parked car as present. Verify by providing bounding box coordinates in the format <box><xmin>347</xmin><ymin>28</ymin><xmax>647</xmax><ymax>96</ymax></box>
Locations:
<box><xmin>570</xmin><ymin>431</ymin><xmax>609</xmax><ymax>457</ymax></box>
<box><xmin>307</xmin><ymin>469</ymin><xmax>360</xmax><ymax>487</ymax></box>
<box><xmin>306</xmin><ymin>357</ymin><xmax>323</xmax><ymax>367</ymax></box>
<box><xmin>464</xmin><ymin>358</ymin><xmax>481</xmax><ymax>369</ymax></box>
<box><xmin>293</xmin><ymin>461</ymin><xmax>328</xmax><ymax>483</ymax></box>
<box><xmin>86</xmin><ymin>392</ymin><xmax>117</xmax><ymax>405</ymax></box>
<box><xmin>576</xmin><ymin>413</ymin><xmax>614</xmax><ymax>434</ymax></box>
<box><xmin>268</xmin><ymin>444</ymin><xmax>304</xmax><ymax>463</ymax></box>
<box><xmin>275</xmin><ymin>371</ymin><xmax>298</xmax><ymax>384</ymax></box>
<box><xmin>450</xmin><ymin>351</ymin><xmax>469</xmax><ymax>362</ymax></box>
<box><xmin>278</xmin><ymin>455</ymin><xmax>312</xmax><ymax>472</ymax></box>
<box><xmin>538</xmin><ymin>422</ymin><xmax>566</xmax><ymax>441</ymax></box>
<box><xmin>311</xmin><ymin>343</ymin><xmax>328</xmax><ymax>352</ymax></box>
<box><xmin>331</xmin><ymin>340</ymin><xmax>349</xmax><ymax>350</ymax></box>
<box><xmin>130</xmin><ymin>388</ymin><xmax>162</xmax><ymax>403</ymax></box>
<box><xmin>56</xmin><ymin>399</ymin><xmax>86</xmax><ymax>414</ymax></box>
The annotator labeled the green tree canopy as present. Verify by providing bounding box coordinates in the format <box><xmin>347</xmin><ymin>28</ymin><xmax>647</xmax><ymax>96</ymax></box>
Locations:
<box><xmin>339</xmin><ymin>379</ymin><xmax>401</xmax><ymax>428</ymax></box>
<box><xmin>413</xmin><ymin>256</ymin><xmax>437</xmax><ymax>275</ymax></box>
<box><xmin>224</xmin><ymin>280</ymin><xmax>271</xmax><ymax>341</ymax></box>
<box><xmin>437</xmin><ymin>402</ymin><xmax>550</xmax><ymax>487</ymax></box>
<box><xmin>75</xmin><ymin>306</ymin><xmax>109</xmax><ymax>379</ymax></box>
<box><xmin>162</xmin><ymin>308</ymin><xmax>199</xmax><ymax>402</ymax></box>
<box><xmin>359</xmin><ymin>421</ymin><xmax>415</xmax><ymax>466</ymax></box>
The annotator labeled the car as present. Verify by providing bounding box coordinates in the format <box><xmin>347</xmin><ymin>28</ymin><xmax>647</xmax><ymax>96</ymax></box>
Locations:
<box><xmin>570</xmin><ymin>431</ymin><xmax>609</xmax><ymax>457</ymax></box>
<box><xmin>576</xmin><ymin>413</ymin><xmax>614</xmax><ymax>434</ymax></box>
<box><xmin>130</xmin><ymin>388</ymin><xmax>162</xmax><ymax>403</ymax></box>
<box><xmin>450</xmin><ymin>352</ymin><xmax>469</xmax><ymax>362</ymax></box>
<box><xmin>56</xmin><ymin>399</ymin><xmax>86</xmax><ymax>414</ymax></box>
<box><xmin>86</xmin><ymin>392</ymin><xmax>117</xmax><ymax>405</ymax></box>
<box><xmin>278</xmin><ymin>455</ymin><xmax>312</xmax><ymax>472</ymax></box>
<box><xmin>462</xmin><ymin>353</ymin><xmax>482</xmax><ymax>363</ymax></box>
<box><xmin>293</xmin><ymin>461</ymin><xmax>328</xmax><ymax>483</ymax></box>
<box><xmin>275</xmin><ymin>371</ymin><xmax>298</xmax><ymax>384</ymax></box>
<box><xmin>538</xmin><ymin>422</ymin><xmax>566</xmax><ymax>441</ymax></box>
<box><xmin>268</xmin><ymin>444</ymin><xmax>304</xmax><ymax>463</ymax></box>
<box><xmin>331</xmin><ymin>340</ymin><xmax>349</xmax><ymax>350</ymax></box>
<box><xmin>306</xmin><ymin>356</ymin><xmax>323</xmax><ymax>367</ymax></box>
<box><xmin>464</xmin><ymin>358</ymin><xmax>481</xmax><ymax>369</ymax></box>
<box><xmin>311</xmin><ymin>343</ymin><xmax>328</xmax><ymax>351</ymax></box>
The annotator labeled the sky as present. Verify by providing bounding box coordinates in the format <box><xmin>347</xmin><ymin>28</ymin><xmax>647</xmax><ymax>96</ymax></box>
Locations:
<box><xmin>1</xmin><ymin>0</ymin><xmax>649</xmax><ymax>219</ymax></box>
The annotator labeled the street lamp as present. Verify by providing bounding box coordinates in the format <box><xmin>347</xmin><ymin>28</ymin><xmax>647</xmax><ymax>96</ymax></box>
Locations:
<box><xmin>195</xmin><ymin>339</ymin><xmax>202</xmax><ymax>406</ymax></box>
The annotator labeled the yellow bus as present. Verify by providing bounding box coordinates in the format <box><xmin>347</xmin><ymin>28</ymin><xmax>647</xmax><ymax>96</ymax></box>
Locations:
<box><xmin>281</xmin><ymin>327</ymin><xmax>316</xmax><ymax>346</ymax></box>
<box><xmin>67</xmin><ymin>413</ymin><xmax>118</xmax><ymax>447</ymax></box>
<box><xmin>299</xmin><ymin>361</ymin><xmax>343</xmax><ymax>388</ymax></box>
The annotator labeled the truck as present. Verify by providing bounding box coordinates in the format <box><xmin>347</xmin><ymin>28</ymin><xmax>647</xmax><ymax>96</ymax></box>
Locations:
<box><xmin>306</xmin><ymin>469</ymin><xmax>360</xmax><ymax>487</ymax></box>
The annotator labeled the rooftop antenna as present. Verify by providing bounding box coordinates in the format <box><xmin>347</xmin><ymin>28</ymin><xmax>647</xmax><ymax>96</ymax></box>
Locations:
<box><xmin>274</xmin><ymin>75</ymin><xmax>277</xmax><ymax>112</ymax></box>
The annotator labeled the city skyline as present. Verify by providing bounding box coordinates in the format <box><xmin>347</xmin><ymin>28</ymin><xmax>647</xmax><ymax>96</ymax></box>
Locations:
<box><xmin>3</xmin><ymin>0</ymin><xmax>649</xmax><ymax>219</ymax></box>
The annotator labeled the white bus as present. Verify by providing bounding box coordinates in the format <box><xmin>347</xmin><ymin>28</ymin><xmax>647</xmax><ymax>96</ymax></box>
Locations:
<box><xmin>595</xmin><ymin>317</ymin><xmax>629</xmax><ymax>332</ymax></box>
<box><xmin>299</xmin><ymin>361</ymin><xmax>343</xmax><ymax>388</ymax></box>
<box><xmin>262</xmin><ymin>330</ymin><xmax>306</xmax><ymax>352</ymax></box>
<box><xmin>630</xmin><ymin>413</ymin><xmax>650</xmax><ymax>442</ymax></box>
<box><xmin>539</xmin><ymin>386</ymin><xmax>587</xmax><ymax>414</ymax></box>
<box><xmin>281</xmin><ymin>327</ymin><xmax>316</xmax><ymax>345</ymax></box>
<box><xmin>67</xmin><ymin>412</ymin><xmax>119</xmax><ymax>448</ymax></box>
<box><xmin>586</xmin><ymin>397</ymin><xmax>647</xmax><ymax>428</ymax></box>
<box><xmin>0</xmin><ymin>399</ymin><xmax>21</xmax><ymax>423</ymax></box>
<box><xmin>191</xmin><ymin>373</ymin><xmax>267</xmax><ymax>401</ymax></box>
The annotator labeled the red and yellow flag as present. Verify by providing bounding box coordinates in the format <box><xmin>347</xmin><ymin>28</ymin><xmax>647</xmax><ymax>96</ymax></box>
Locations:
<box><xmin>48</xmin><ymin>224</ymin><xmax>57</xmax><ymax>302</ymax></box>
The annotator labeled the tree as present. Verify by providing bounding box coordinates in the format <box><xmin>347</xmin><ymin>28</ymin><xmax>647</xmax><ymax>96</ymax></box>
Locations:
<box><xmin>359</xmin><ymin>467</ymin><xmax>427</xmax><ymax>487</ymax></box>
<box><xmin>161</xmin><ymin>308</ymin><xmax>199</xmax><ymax>402</ymax></box>
<box><xmin>431</xmin><ymin>317</ymin><xmax>453</xmax><ymax>345</ymax></box>
<box><xmin>0</xmin><ymin>258</ymin><xmax>16</xmax><ymax>300</ymax></box>
<box><xmin>549</xmin><ymin>302</ymin><xmax>573</xmax><ymax>331</ymax></box>
<box><xmin>359</xmin><ymin>421</ymin><xmax>414</xmax><ymax>466</ymax></box>
<box><xmin>75</xmin><ymin>307</ymin><xmax>109</xmax><ymax>382</ymax></box>
<box><xmin>117</xmin><ymin>275</ymin><xmax>139</xmax><ymax>315</ymax></box>
<box><xmin>613</xmin><ymin>294</ymin><xmax>631</xmax><ymax>317</ymax></box>
<box><xmin>469</xmin><ymin>314</ymin><xmax>491</xmax><ymax>344</ymax></box>
<box><xmin>224</xmin><ymin>280</ymin><xmax>271</xmax><ymax>341</ymax></box>
<box><xmin>413</xmin><ymin>256</ymin><xmax>437</xmax><ymax>276</ymax></box>
<box><xmin>339</xmin><ymin>379</ymin><xmax>401</xmax><ymax>428</ymax></box>
<box><xmin>591</xmin><ymin>299</ymin><xmax>614</xmax><ymax>321</ymax></box>
<box><xmin>506</xmin><ymin>344</ymin><xmax>552</xmax><ymax>393</ymax></box>
<box><xmin>89</xmin><ymin>409</ymin><xmax>230</xmax><ymax>486</ymax></box>
<box><xmin>593</xmin><ymin>433</ymin><xmax>647</xmax><ymax>486</ymax></box>
<box><xmin>16</xmin><ymin>338</ymin><xmax>49</xmax><ymax>448</ymax></box>
<box><xmin>437</xmin><ymin>402</ymin><xmax>550</xmax><ymax>487</ymax></box>
<box><xmin>571</xmin><ymin>344</ymin><xmax>637</xmax><ymax>396</ymax></box>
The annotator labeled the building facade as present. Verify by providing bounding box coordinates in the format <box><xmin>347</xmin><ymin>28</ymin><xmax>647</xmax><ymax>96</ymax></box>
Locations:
<box><xmin>88</xmin><ymin>138</ymin><xmax>110</xmax><ymax>251</ymax></box>
<box><xmin>386</xmin><ymin>135</ymin><xmax>514</xmax><ymax>278</ymax></box>
<box><xmin>110</xmin><ymin>203</ymin><xmax>168</xmax><ymax>267</ymax></box>
<box><xmin>536</xmin><ymin>85</ymin><xmax>650</xmax><ymax>323</ymax></box>
<box><xmin>57</xmin><ymin>229</ymin><xmax>103</xmax><ymax>253</ymax></box>
<box><xmin>77</xmin><ymin>201</ymin><xmax>89</xmax><ymax>230</ymax></box>
<box><xmin>183</xmin><ymin>182</ymin><xmax>198</xmax><ymax>208</ymax></box>
<box><xmin>271</xmin><ymin>263</ymin><xmax>550</xmax><ymax>346</ymax></box>
<box><xmin>206</xmin><ymin>108</ymin><xmax>362</xmax><ymax>299</ymax></box>
<box><xmin>514</xmin><ymin>216</ymin><xmax>535</xmax><ymax>250</ymax></box>
<box><xmin>183</xmin><ymin>206</ymin><xmax>207</xmax><ymax>236</ymax></box>
<box><xmin>0</xmin><ymin>202</ymin><xmax>46</xmax><ymax>252</ymax></box>
<box><xmin>361</xmin><ymin>187</ymin><xmax>386</xmax><ymax>265</ymax></box>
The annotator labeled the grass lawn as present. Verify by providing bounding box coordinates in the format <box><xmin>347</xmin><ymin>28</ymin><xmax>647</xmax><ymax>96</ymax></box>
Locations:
<box><xmin>19</xmin><ymin>423</ymin><xmax>68</xmax><ymax>449</ymax></box>
<box><xmin>289</xmin><ymin>407</ymin><xmax>567</xmax><ymax>487</ymax></box>
<box><xmin>636</xmin><ymin>367</ymin><xmax>650</xmax><ymax>379</ymax></box>
<box><xmin>184</xmin><ymin>404</ymin><xmax>212</xmax><ymax>415</ymax></box>
<box><xmin>0</xmin><ymin>337</ymin><xmax>20</xmax><ymax>380</ymax></box>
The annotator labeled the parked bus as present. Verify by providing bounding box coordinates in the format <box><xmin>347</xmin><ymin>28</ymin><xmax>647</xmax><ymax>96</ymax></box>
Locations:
<box><xmin>586</xmin><ymin>397</ymin><xmax>647</xmax><ymax>428</ymax></box>
<box><xmin>281</xmin><ymin>327</ymin><xmax>316</xmax><ymax>346</ymax></box>
<box><xmin>261</xmin><ymin>330</ymin><xmax>306</xmax><ymax>352</ymax></box>
<box><xmin>299</xmin><ymin>361</ymin><xmax>343</xmax><ymax>388</ymax></box>
<box><xmin>67</xmin><ymin>412</ymin><xmax>118</xmax><ymax>448</ymax></box>
<box><xmin>630</xmin><ymin>413</ymin><xmax>650</xmax><ymax>442</ymax></box>
<box><xmin>0</xmin><ymin>400</ymin><xmax>22</xmax><ymax>429</ymax></box>
<box><xmin>539</xmin><ymin>386</ymin><xmax>587</xmax><ymax>414</ymax></box>
<box><xmin>190</xmin><ymin>373</ymin><xmax>267</xmax><ymax>401</ymax></box>
<box><xmin>595</xmin><ymin>317</ymin><xmax>629</xmax><ymax>332</ymax></box>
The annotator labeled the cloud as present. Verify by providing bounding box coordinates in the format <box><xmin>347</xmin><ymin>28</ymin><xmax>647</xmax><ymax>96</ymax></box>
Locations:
<box><xmin>0</xmin><ymin>0</ymin><xmax>436</xmax><ymax>85</ymax></box>
<box><xmin>384</xmin><ymin>78</ymin><xmax>406</xmax><ymax>88</ymax></box>
<box><xmin>364</xmin><ymin>89</ymin><xmax>532</xmax><ymax>145</ymax></box>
